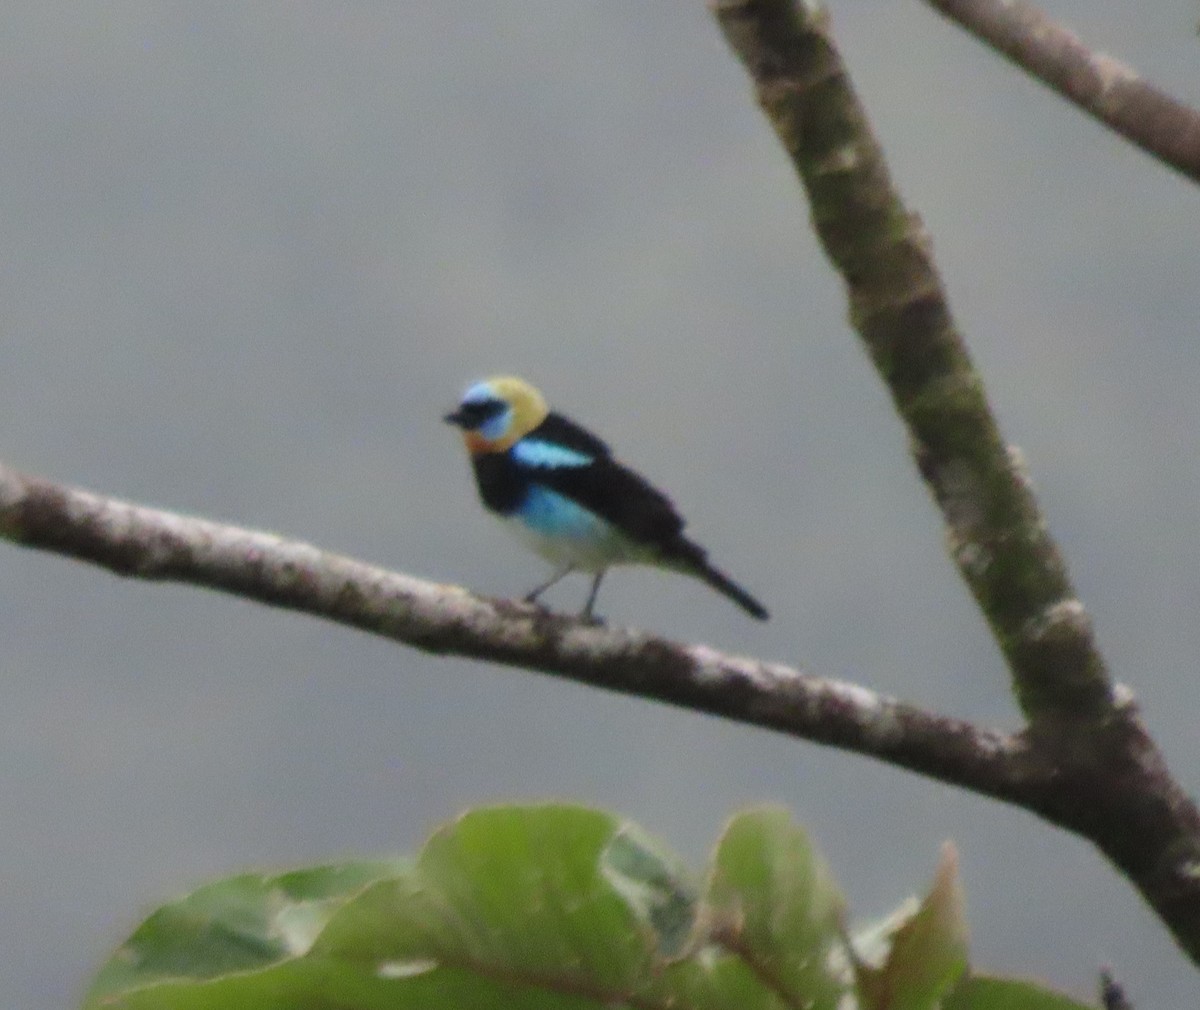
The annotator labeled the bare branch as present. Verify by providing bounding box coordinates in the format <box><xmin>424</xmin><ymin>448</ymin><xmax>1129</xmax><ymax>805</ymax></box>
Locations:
<box><xmin>712</xmin><ymin>0</ymin><xmax>1200</xmax><ymax>966</ymax></box>
<box><xmin>924</xmin><ymin>0</ymin><xmax>1200</xmax><ymax>185</ymax></box>
<box><xmin>0</xmin><ymin>461</ymin><xmax>1032</xmax><ymax>799</ymax></box>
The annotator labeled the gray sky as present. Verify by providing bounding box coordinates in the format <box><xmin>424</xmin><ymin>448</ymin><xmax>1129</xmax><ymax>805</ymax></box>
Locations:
<box><xmin>1</xmin><ymin>3</ymin><xmax>1198</xmax><ymax>1006</ymax></box>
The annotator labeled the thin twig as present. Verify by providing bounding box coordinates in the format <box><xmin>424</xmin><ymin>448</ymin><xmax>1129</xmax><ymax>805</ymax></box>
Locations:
<box><xmin>925</xmin><ymin>0</ymin><xmax>1200</xmax><ymax>185</ymax></box>
<box><xmin>1100</xmin><ymin>967</ymin><xmax>1133</xmax><ymax>1010</ymax></box>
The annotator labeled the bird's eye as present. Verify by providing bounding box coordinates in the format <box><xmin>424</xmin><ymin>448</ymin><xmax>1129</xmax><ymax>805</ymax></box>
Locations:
<box><xmin>459</xmin><ymin>398</ymin><xmax>506</xmax><ymax>426</ymax></box>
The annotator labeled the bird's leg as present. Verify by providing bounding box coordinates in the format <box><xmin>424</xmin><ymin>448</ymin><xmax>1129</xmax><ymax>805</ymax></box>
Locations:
<box><xmin>524</xmin><ymin>565</ymin><xmax>574</xmax><ymax>605</ymax></box>
<box><xmin>581</xmin><ymin>570</ymin><xmax>606</xmax><ymax>624</ymax></box>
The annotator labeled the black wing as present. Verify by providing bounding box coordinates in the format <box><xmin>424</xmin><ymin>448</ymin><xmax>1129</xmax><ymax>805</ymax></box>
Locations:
<box><xmin>520</xmin><ymin>411</ymin><xmax>703</xmax><ymax>558</ymax></box>
<box><xmin>530</xmin><ymin>412</ymin><xmax>612</xmax><ymax>458</ymax></box>
<box><xmin>532</xmin><ymin>451</ymin><xmax>689</xmax><ymax>549</ymax></box>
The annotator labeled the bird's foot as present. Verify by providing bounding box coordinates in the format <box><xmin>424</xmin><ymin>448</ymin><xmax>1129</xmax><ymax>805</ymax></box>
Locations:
<box><xmin>521</xmin><ymin>594</ymin><xmax>555</xmax><ymax>618</ymax></box>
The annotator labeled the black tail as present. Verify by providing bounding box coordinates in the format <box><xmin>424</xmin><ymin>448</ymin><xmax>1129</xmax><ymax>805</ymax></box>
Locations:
<box><xmin>696</xmin><ymin>561</ymin><xmax>769</xmax><ymax>620</ymax></box>
<box><xmin>664</xmin><ymin>536</ymin><xmax>768</xmax><ymax>619</ymax></box>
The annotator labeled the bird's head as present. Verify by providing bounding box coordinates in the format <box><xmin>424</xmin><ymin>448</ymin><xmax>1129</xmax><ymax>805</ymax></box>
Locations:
<box><xmin>444</xmin><ymin>376</ymin><xmax>549</xmax><ymax>454</ymax></box>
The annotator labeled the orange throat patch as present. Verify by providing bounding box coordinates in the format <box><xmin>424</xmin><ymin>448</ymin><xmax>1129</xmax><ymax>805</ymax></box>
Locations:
<box><xmin>463</xmin><ymin>431</ymin><xmax>494</xmax><ymax>455</ymax></box>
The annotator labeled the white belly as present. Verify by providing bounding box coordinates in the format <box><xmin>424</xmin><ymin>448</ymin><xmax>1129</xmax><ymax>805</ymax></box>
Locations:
<box><xmin>503</xmin><ymin>486</ymin><xmax>655</xmax><ymax>572</ymax></box>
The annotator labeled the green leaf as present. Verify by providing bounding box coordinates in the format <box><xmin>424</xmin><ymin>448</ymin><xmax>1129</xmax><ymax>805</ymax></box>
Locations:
<box><xmin>600</xmin><ymin>821</ymin><xmax>698</xmax><ymax>958</ymax></box>
<box><xmin>82</xmin><ymin>860</ymin><xmax>407</xmax><ymax>1010</ymax></box>
<box><xmin>855</xmin><ymin>842</ymin><xmax>969</xmax><ymax>1010</ymax></box>
<box><xmin>699</xmin><ymin>806</ymin><xmax>851</xmax><ymax>1010</ymax></box>
<box><xmin>317</xmin><ymin>803</ymin><xmax>667</xmax><ymax>991</ymax></box>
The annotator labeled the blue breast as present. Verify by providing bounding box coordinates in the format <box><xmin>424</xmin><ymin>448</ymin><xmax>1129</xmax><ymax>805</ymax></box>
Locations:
<box><xmin>516</xmin><ymin>484</ymin><xmax>605</xmax><ymax>540</ymax></box>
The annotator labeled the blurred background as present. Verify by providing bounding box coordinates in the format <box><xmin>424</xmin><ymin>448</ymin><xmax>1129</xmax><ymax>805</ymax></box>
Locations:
<box><xmin>0</xmin><ymin>2</ymin><xmax>1197</xmax><ymax>1005</ymax></box>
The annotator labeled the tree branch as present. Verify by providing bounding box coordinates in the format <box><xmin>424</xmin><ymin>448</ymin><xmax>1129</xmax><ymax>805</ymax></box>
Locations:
<box><xmin>924</xmin><ymin>0</ymin><xmax>1200</xmax><ymax>185</ymax></box>
<box><xmin>712</xmin><ymin>0</ymin><xmax>1200</xmax><ymax>967</ymax></box>
<box><xmin>0</xmin><ymin>461</ymin><xmax>1032</xmax><ymax>798</ymax></box>
<box><xmin>714</xmin><ymin>0</ymin><xmax>1111</xmax><ymax>724</ymax></box>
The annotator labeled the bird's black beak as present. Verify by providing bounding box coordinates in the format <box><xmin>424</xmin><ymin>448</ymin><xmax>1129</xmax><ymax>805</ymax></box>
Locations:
<box><xmin>443</xmin><ymin>408</ymin><xmax>467</xmax><ymax>427</ymax></box>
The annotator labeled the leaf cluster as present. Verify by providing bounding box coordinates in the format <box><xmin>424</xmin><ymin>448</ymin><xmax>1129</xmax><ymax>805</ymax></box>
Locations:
<box><xmin>85</xmin><ymin>805</ymin><xmax>1092</xmax><ymax>1010</ymax></box>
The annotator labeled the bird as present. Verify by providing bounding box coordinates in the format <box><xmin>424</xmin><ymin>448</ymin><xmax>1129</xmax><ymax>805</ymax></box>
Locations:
<box><xmin>444</xmin><ymin>375</ymin><xmax>768</xmax><ymax>622</ymax></box>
